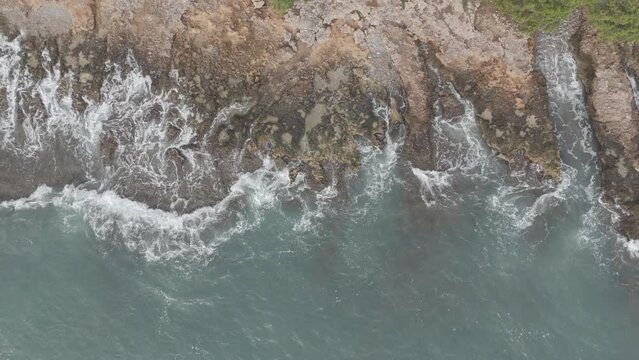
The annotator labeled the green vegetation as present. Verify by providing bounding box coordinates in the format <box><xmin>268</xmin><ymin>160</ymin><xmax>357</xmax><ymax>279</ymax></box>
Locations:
<box><xmin>267</xmin><ymin>0</ymin><xmax>638</xmax><ymax>42</ymax></box>
<box><xmin>271</xmin><ymin>0</ymin><xmax>295</xmax><ymax>14</ymax></box>
<box><xmin>491</xmin><ymin>0</ymin><xmax>639</xmax><ymax>42</ymax></box>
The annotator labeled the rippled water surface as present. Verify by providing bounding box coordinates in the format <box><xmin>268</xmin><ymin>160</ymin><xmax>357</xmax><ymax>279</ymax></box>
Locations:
<box><xmin>2</xmin><ymin>32</ymin><xmax>639</xmax><ymax>359</ymax></box>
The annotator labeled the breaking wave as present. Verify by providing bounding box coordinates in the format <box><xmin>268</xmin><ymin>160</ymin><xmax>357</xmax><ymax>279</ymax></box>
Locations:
<box><xmin>0</xmin><ymin>29</ymin><xmax>629</xmax><ymax>263</ymax></box>
<box><xmin>410</xmin><ymin>71</ymin><xmax>494</xmax><ymax>210</ymax></box>
<box><xmin>505</xmin><ymin>30</ymin><xmax>602</xmax><ymax>232</ymax></box>
<box><xmin>357</xmin><ymin>98</ymin><xmax>405</xmax><ymax>198</ymax></box>
<box><xmin>408</xmin><ymin>28</ymin><xmax>620</xmax><ymax>261</ymax></box>
<box><xmin>0</xmin><ymin>157</ymin><xmax>301</xmax><ymax>263</ymax></box>
<box><xmin>0</xmin><ymin>34</ymin><xmax>406</xmax><ymax>261</ymax></box>
<box><xmin>0</xmin><ymin>34</ymin><xmax>325</xmax><ymax>262</ymax></box>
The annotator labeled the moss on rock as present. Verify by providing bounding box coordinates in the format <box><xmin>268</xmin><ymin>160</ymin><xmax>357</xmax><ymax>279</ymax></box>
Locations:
<box><xmin>270</xmin><ymin>0</ymin><xmax>296</xmax><ymax>14</ymax></box>
<box><xmin>491</xmin><ymin>0</ymin><xmax>639</xmax><ymax>43</ymax></box>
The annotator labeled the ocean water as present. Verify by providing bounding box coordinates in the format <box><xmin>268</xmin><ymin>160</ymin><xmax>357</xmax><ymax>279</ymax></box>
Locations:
<box><xmin>2</xmin><ymin>32</ymin><xmax>639</xmax><ymax>360</ymax></box>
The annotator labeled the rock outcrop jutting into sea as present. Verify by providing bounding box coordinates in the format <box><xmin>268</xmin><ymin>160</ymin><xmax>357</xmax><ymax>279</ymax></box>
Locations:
<box><xmin>0</xmin><ymin>0</ymin><xmax>637</xmax><ymax>256</ymax></box>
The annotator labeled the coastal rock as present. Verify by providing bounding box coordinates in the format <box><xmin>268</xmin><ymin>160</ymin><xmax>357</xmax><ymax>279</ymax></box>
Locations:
<box><xmin>0</xmin><ymin>0</ymin><xmax>567</xmax><ymax>211</ymax></box>
<box><xmin>574</xmin><ymin>19</ymin><xmax>639</xmax><ymax>240</ymax></box>
<box><xmin>286</xmin><ymin>0</ymin><xmax>559</xmax><ymax>179</ymax></box>
<box><xmin>0</xmin><ymin>0</ymin><xmax>94</xmax><ymax>36</ymax></box>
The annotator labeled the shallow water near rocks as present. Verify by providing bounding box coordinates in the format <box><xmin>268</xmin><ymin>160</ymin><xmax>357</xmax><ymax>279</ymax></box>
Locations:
<box><xmin>2</xmin><ymin>34</ymin><xmax>639</xmax><ymax>360</ymax></box>
<box><xmin>2</xmin><ymin>169</ymin><xmax>639</xmax><ymax>360</ymax></box>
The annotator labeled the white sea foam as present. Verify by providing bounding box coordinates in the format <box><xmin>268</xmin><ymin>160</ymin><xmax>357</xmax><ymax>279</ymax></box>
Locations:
<box><xmin>0</xmin><ymin>156</ymin><xmax>299</xmax><ymax>263</ymax></box>
<box><xmin>0</xmin><ymin>35</ymin><xmax>29</xmax><ymax>148</ymax></box>
<box><xmin>293</xmin><ymin>171</ymin><xmax>339</xmax><ymax>234</ymax></box>
<box><xmin>355</xmin><ymin>97</ymin><xmax>405</xmax><ymax>202</ymax></box>
<box><xmin>205</xmin><ymin>100</ymin><xmax>254</xmax><ymax>145</ymax></box>
<box><xmin>0</xmin><ymin>35</ymin><xmax>268</xmax><ymax>212</ymax></box>
<box><xmin>604</xmin><ymin>200</ymin><xmax>639</xmax><ymax>262</ymax></box>
<box><xmin>512</xmin><ymin>165</ymin><xmax>574</xmax><ymax>230</ymax></box>
<box><xmin>537</xmin><ymin>32</ymin><xmax>597</xmax><ymax>172</ymax></box>
<box><xmin>628</xmin><ymin>71</ymin><xmax>639</xmax><ymax>113</ymax></box>
<box><xmin>410</xmin><ymin>167</ymin><xmax>452</xmax><ymax>207</ymax></box>
<box><xmin>430</xmin><ymin>86</ymin><xmax>489</xmax><ymax>175</ymax></box>
<box><xmin>411</xmin><ymin>78</ymin><xmax>491</xmax><ymax>208</ymax></box>
<box><xmin>622</xmin><ymin>240</ymin><xmax>639</xmax><ymax>260</ymax></box>
<box><xmin>0</xmin><ymin>38</ymin><xmax>105</xmax><ymax>168</ymax></box>
<box><xmin>509</xmin><ymin>31</ymin><xmax>602</xmax><ymax>232</ymax></box>
<box><xmin>0</xmin><ymin>30</ymin><xmax>627</xmax><ymax>264</ymax></box>
<box><xmin>0</xmin><ymin>35</ymin><xmax>346</xmax><ymax>261</ymax></box>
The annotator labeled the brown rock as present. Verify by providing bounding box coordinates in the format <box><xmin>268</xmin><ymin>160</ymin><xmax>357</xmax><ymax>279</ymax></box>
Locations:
<box><xmin>575</xmin><ymin>21</ymin><xmax>639</xmax><ymax>239</ymax></box>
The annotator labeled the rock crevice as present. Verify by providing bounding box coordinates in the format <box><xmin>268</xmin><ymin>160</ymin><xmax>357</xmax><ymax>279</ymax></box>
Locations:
<box><xmin>0</xmin><ymin>0</ymin><xmax>631</xmax><ymax>220</ymax></box>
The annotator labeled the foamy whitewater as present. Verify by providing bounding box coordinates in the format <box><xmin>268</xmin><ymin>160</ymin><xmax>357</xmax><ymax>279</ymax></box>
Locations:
<box><xmin>2</xmin><ymin>31</ymin><xmax>639</xmax><ymax>360</ymax></box>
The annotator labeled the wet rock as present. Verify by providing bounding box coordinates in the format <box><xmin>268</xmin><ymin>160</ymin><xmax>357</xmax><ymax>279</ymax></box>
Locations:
<box><xmin>574</xmin><ymin>16</ymin><xmax>639</xmax><ymax>240</ymax></box>
<box><xmin>439</xmin><ymin>88</ymin><xmax>465</xmax><ymax>119</ymax></box>
<box><xmin>165</xmin><ymin>147</ymin><xmax>187</xmax><ymax>164</ymax></box>
<box><xmin>100</xmin><ymin>134</ymin><xmax>119</xmax><ymax>165</ymax></box>
<box><xmin>0</xmin><ymin>0</ymin><xmax>569</xmax><ymax>210</ymax></box>
<box><xmin>166</xmin><ymin>125</ymin><xmax>182</xmax><ymax>141</ymax></box>
<box><xmin>218</xmin><ymin>129</ymin><xmax>231</xmax><ymax>145</ymax></box>
<box><xmin>285</xmin><ymin>0</ymin><xmax>557</xmax><ymax>177</ymax></box>
<box><xmin>459</xmin><ymin>67</ymin><xmax>560</xmax><ymax>181</ymax></box>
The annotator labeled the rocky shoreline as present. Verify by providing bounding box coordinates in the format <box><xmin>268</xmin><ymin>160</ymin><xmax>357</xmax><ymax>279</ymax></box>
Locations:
<box><xmin>0</xmin><ymin>1</ymin><xmax>638</xmax><ymax>242</ymax></box>
<box><xmin>569</xmin><ymin>14</ymin><xmax>639</xmax><ymax>242</ymax></box>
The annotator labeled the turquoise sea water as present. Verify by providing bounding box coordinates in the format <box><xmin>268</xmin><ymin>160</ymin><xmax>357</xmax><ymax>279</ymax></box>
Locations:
<box><xmin>2</xmin><ymin>31</ymin><xmax>639</xmax><ymax>360</ymax></box>
<box><xmin>2</xmin><ymin>164</ymin><xmax>639</xmax><ymax>359</ymax></box>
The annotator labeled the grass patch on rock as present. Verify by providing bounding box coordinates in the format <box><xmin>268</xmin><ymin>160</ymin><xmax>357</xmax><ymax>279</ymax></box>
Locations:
<box><xmin>491</xmin><ymin>0</ymin><xmax>639</xmax><ymax>43</ymax></box>
<box><xmin>271</xmin><ymin>0</ymin><xmax>295</xmax><ymax>14</ymax></box>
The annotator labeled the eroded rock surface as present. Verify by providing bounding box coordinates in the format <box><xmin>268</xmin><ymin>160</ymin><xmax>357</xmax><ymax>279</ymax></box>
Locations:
<box><xmin>574</xmin><ymin>17</ymin><xmax>639</xmax><ymax>240</ymax></box>
<box><xmin>0</xmin><ymin>0</ymin><xmax>571</xmax><ymax>213</ymax></box>
<box><xmin>286</xmin><ymin>0</ymin><xmax>559</xmax><ymax>177</ymax></box>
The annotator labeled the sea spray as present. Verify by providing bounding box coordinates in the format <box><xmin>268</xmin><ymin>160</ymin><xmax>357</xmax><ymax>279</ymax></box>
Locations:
<box><xmin>0</xmin><ymin>35</ymin><xmax>305</xmax><ymax>262</ymax></box>
<box><xmin>533</xmin><ymin>25</ymin><xmax>625</xmax><ymax>260</ymax></box>
<box><xmin>0</xmin><ymin>35</ymin><xmax>29</xmax><ymax>148</ymax></box>
<box><xmin>0</xmin><ymin>35</ymin><xmax>272</xmax><ymax>214</ymax></box>
<box><xmin>410</xmin><ymin>168</ymin><xmax>452</xmax><ymax>207</ymax></box>
<box><xmin>628</xmin><ymin>71</ymin><xmax>639</xmax><ymax>113</ymax></box>
<box><xmin>411</xmin><ymin>69</ymin><xmax>494</xmax><ymax>209</ymax></box>
<box><xmin>352</xmin><ymin>96</ymin><xmax>406</xmax><ymax>208</ymax></box>
<box><xmin>0</xmin><ymin>156</ymin><xmax>301</xmax><ymax>263</ymax></box>
<box><xmin>204</xmin><ymin>100</ymin><xmax>254</xmax><ymax>147</ymax></box>
<box><xmin>0</xmin><ymin>35</ymin><xmax>411</xmax><ymax>261</ymax></box>
<box><xmin>293</xmin><ymin>172</ymin><xmax>339</xmax><ymax>234</ymax></box>
<box><xmin>0</xmin><ymin>26</ymin><xmax>623</xmax><ymax>264</ymax></box>
<box><xmin>508</xmin><ymin>29</ymin><xmax>600</xmax><ymax>233</ymax></box>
